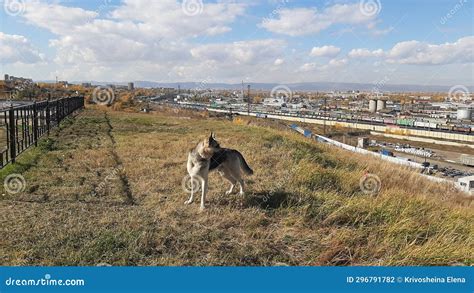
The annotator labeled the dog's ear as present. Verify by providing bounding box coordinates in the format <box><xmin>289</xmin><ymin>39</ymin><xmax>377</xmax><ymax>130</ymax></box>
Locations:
<box><xmin>211</xmin><ymin>132</ymin><xmax>216</xmax><ymax>139</ymax></box>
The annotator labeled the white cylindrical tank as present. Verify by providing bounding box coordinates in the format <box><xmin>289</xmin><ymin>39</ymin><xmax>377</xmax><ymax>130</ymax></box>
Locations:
<box><xmin>457</xmin><ymin>108</ymin><xmax>472</xmax><ymax>120</ymax></box>
<box><xmin>376</xmin><ymin>99</ymin><xmax>386</xmax><ymax>111</ymax></box>
<box><xmin>369</xmin><ymin>99</ymin><xmax>377</xmax><ymax>113</ymax></box>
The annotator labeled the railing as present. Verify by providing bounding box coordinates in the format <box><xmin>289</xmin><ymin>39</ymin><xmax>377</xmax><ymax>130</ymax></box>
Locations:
<box><xmin>0</xmin><ymin>95</ymin><xmax>84</xmax><ymax>168</ymax></box>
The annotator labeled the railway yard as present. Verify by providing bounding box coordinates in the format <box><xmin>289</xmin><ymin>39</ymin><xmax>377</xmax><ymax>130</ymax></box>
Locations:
<box><xmin>162</xmin><ymin>101</ymin><xmax>473</xmax><ymax>184</ymax></box>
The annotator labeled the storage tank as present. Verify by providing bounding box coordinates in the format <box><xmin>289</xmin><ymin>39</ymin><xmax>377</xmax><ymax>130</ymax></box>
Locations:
<box><xmin>369</xmin><ymin>99</ymin><xmax>377</xmax><ymax>113</ymax></box>
<box><xmin>457</xmin><ymin>107</ymin><xmax>472</xmax><ymax>120</ymax></box>
<box><xmin>376</xmin><ymin>99</ymin><xmax>386</xmax><ymax>111</ymax></box>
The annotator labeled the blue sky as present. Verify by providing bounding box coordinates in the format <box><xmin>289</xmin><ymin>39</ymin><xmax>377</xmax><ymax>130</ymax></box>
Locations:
<box><xmin>0</xmin><ymin>0</ymin><xmax>473</xmax><ymax>87</ymax></box>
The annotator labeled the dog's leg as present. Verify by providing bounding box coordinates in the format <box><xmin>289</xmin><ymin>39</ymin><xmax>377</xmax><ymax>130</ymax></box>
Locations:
<box><xmin>225</xmin><ymin>183</ymin><xmax>235</xmax><ymax>195</ymax></box>
<box><xmin>229</xmin><ymin>169</ymin><xmax>244</xmax><ymax>196</ymax></box>
<box><xmin>184</xmin><ymin>176</ymin><xmax>195</xmax><ymax>204</ymax></box>
<box><xmin>238</xmin><ymin>180</ymin><xmax>245</xmax><ymax>196</ymax></box>
<box><xmin>220</xmin><ymin>169</ymin><xmax>237</xmax><ymax>195</ymax></box>
<box><xmin>200</xmin><ymin>177</ymin><xmax>208</xmax><ymax>211</ymax></box>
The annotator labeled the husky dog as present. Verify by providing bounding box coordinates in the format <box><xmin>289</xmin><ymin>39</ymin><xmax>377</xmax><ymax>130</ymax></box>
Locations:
<box><xmin>185</xmin><ymin>133</ymin><xmax>253</xmax><ymax>210</ymax></box>
<box><xmin>185</xmin><ymin>134</ymin><xmax>215</xmax><ymax>210</ymax></box>
<box><xmin>209</xmin><ymin>136</ymin><xmax>253</xmax><ymax>196</ymax></box>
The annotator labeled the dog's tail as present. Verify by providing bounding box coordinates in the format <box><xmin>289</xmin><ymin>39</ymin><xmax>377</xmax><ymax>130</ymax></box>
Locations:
<box><xmin>237</xmin><ymin>151</ymin><xmax>254</xmax><ymax>175</ymax></box>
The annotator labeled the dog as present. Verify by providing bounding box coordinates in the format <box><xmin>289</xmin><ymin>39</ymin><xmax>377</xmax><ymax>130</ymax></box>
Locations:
<box><xmin>185</xmin><ymin>132</ymin><xmax>253</xmax><ymax>210</ymax></box>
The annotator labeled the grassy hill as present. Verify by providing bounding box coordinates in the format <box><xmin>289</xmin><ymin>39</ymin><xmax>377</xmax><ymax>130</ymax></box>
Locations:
<box><xmin>0</xmin><ymin>107</ymin><xmax>472</xmax><ymax>266</ymax></box>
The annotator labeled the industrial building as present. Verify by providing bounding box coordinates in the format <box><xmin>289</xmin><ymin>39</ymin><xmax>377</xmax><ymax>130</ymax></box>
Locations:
<box><xmin>3</xmin><ymin>74</ymin><xmax>33</xmax><ymax>85</ymax></box>
<box><xmin>376</xmin><ymin>99</ymin><xmax>386</xmax><ymax>111</ymax></box>
<box><xmin>457</xmin><ymin>107</ymin><xmax>473</xmax><ymax>121</ymax></box>
<box><xmin>457</xmin><ymin>175</ymin><xmax>474</xmax><ymax>195</ymax></box>
<box><xmin>369</xmin><ymin>99</ymin><xmax>377</xmax><ymax>113</ymax></box>
<box><xmin>369</xmin><ymin>99</ymin><xmax>387</xmax><ymax>113</ymax></box>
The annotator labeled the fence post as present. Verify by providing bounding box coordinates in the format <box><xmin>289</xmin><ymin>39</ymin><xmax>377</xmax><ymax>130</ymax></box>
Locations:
<box><xmin>33</xmin><ymin>101</ymin><xmax>38</xmax><ymax>146</ymax></box>
<box><xmin>9</xmin><ymin>106</ymin><xmax>16</xmax><ymax>163</ymax></box>
<box><xmin>46</xmin><ymin>95</ymin><xmax>50</xmax><ymax>135</ymax></box>
<box><xmin>56</xmin><ymin>98</ymin><xmax>61</xmax><ymax>125</ymax></box>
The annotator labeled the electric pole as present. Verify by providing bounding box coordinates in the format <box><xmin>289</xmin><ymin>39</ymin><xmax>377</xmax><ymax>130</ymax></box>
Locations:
<box><xmin>323</xmin><ymin>97</ymin><xmax>327</xmax><ymax>135</ymax></box>
<box><xmin>247</xmin><ymin>84</ymin><xmax>250</xmax><ymax>115</ymax></box>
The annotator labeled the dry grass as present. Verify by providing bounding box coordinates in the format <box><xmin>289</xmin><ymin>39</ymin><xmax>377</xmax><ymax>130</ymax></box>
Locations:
<box><xmin>0</xmin><ymin>107</ymin><xmax>472</xmax><ymax>266</ymax></box>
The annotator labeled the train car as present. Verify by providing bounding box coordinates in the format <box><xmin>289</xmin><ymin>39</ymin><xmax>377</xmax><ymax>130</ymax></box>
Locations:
<box><xmin>341</xmin><ymin>114</ymin><xmax>354</xmax><ymax>121</ymax></box>
<box><xmin>383</xmin><ymin>118</ymin><xmax>395</xmax><ymax>124</ymax></box>
<box><xmin>329</xmin><ymin>112</ymin><xmax>339</xmax><ymax>118</ymax></box>
<box><xmin>413</xmin><ymin>121</ymin><xmax>438</xmax><ymax>129</ymax></box>
<box><xmin>428</xmin><ymin>122</ymin><xmax>438</xmax><ymax>129</ymax></box>
<box><xmin>438</xmin><ymin>124</ymin><xmax>453</xmax><ymax>131</ymax></box>
<box><xmin>453</xmin><ymin>125</ymin><xmax>471</xmax><ymax>133</ymax></box>
<box><xmin>396</xmin><ymin>119</ymin><xmax>414</xmax><ymax>127</ymax></box>
<box><xmin>414</xmin><ymin>121</ymin><xmax>429</xmax><ymax>128</ymax></box>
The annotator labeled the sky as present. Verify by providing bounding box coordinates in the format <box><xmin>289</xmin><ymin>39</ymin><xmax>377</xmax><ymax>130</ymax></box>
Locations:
<box><xmin>0</xmin><ymin>0</ymin><xmax>473</xmax><ymax>87</ymax></box>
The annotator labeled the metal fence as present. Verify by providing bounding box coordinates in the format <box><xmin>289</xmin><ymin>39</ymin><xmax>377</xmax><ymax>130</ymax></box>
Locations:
<box><xmin>0</xmin><ymin>96</ymin><xmax>84</xmax><ymax>168</ymax></box>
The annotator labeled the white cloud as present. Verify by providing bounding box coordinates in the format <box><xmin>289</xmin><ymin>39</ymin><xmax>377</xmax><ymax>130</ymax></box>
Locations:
<box><xmin>190</xmin><ymin>39</ymin><xmax>286</xmax><ymax>65</ymax></box>
<box><xmin>0</xmin><ymin>32</ymin><xmax>44</xmax><ymax>64</ymax></box>
<box><xmin>328</xmin><ymin>58</ymin><xmax>348</xmax><ymax>67</ymax></box>
<box><xmin>170</xmin><ymin>39</ymin><xmax>287</xmax><ymax>82</ymax></box>
<box><xmin>371</xmin><ymin>26</ymin><xmax>394</xmax><ymax>36</ymax></box>
<box><xmin>22</xmin><ymin>1</ymin><xmax>97</xmax><ymax>35</ymax></box>
<box><xmin>298</xmin><ymin>62</ymin><xmax>317</xmax><ymax>72</ymax></box>
<box><xmin>347</xmin><ymin>36</ymin><xmax>474</xmax><ymax>65</ymax></box>
<box><xmin>310</xmin><ymin>45</ymin><xmax>340</xmax><ymax>57</ymax></box>
<box><xmin>348</xmin><ymin>48</ymin><xmax>384</xmax><ymax>58</ymax></box>
<box><xmin>386</xmin><ymin>36</ymin><xmax>474</xmax><ymax>65</ymax></box>
<box><xmin>298</xmin><ymin>58</ymin><xmax>348</xmax><ymax>72</ymax></box>
<box><xmin>18</xmin><ymin>0</ymin><xmax>246</xmax><ymax>68</ymax></box>
<box><xmin>260</xmin><ymin>3</ymin><xmax>380</xmax><ymax>36</ymax></box>
<box><xmin>110</xmin><ymin>0</ymin><xmax>246</xmax><ymax>38</ymax></box>
<box><xmin>274</xmin><ymin>58</ymin><xmax>284</xmax><ymax>66</ymax></box>
<box><xmin>4</xmin><ymin>1</ymin><xmax>472</xmax><ymax>86</ymax></box>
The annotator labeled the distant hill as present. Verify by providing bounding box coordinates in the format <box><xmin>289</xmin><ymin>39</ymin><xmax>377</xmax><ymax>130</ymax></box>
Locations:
<box><xmin>127</xmin><ymin>81</ymin><xmax>474</xmax><ymax>93</ymax></box>
<box><xmin>37</xmin><ymin>79</ymin><xmax>474</xmax><ymax>93</ymax></box>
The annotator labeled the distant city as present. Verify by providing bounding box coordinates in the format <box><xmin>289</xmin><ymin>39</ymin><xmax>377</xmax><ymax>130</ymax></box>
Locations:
<box><xmin>1</xmin><ymin>73</ymin><xmax>473</xmax><ymax>129</ymax></box>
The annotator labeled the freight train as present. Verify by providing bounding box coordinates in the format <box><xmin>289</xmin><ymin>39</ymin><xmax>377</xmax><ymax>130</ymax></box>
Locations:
<box><xmin>334</xmin><ymin>114</ymin><xmax>473</xmax><ymax>134</ymax></box>
<box><xmin>176</xmin><ymin>102</ymin><xmax>474</xmax><ymax>134</ymax></box>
